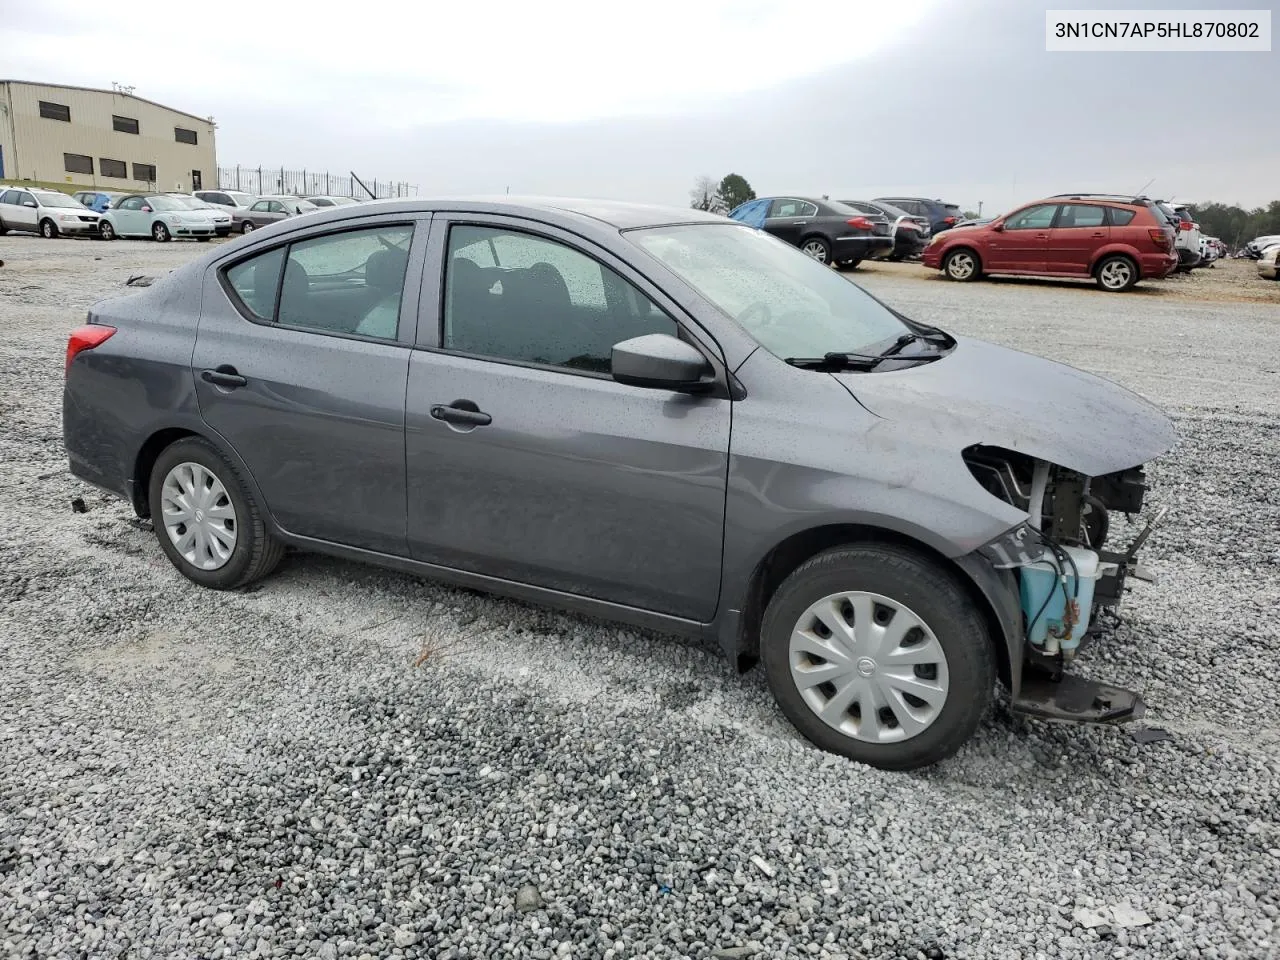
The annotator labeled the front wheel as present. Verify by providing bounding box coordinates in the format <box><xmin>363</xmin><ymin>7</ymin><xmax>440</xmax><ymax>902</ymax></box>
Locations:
<box><xmin>799</xmin><ymin>236</ymin><xmax>831</xmax><ymax>264</ymax></box>
<box><xmin>99</xmin><ymin>221</ymin><xmax>116</xmax><ymax>241</ymax></box>
<box><xmin>760</xmin><ymin>544</ymin><xmax>994</xmax><ymax>770</ymax></box>
<box><xmin>152</xmin><ymin>222</ymin><xmax>171</xmax><ymax>242</ymax></box>
<box><xmin>149</xmin><ymin>437</ymin><xmax>285</xmax><ymax>590</ymax></box>
<box><xmin>1095</xmin><ymin>254</ymin><xmax>1137</xmax><ymax>292</ymax></box>
<box><xmin>40</xmin><ymin>219</ymin><xmax>58</xmax><ymax>239</ymax></box>
<box><xmin>943</xmin><ymin>248</ymin><xmax>981</xmax><ymax>281</ymax></box>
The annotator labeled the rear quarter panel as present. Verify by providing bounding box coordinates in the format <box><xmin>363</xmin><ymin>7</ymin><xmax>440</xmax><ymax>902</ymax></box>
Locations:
<box><xmin>62</xmin><ymin>264</ymin><xmax>204</xmax><ymax>502</ymax></box>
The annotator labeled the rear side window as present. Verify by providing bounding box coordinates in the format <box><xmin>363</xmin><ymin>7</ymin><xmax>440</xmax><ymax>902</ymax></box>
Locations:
<box><xmin>0</xmin><ymin>191</ymin><xmax>16</xmax><ymax>205</ymax></box>
<box><xmin>223</xmin><ymin>225</ymin><xmax>413</xmax><ymax>339</ymax></box>
<box><xmin>1056</xmin><ymin>204</ymin><xmax>1106</xmax><ymax>228</ymax></box>
<box><xmin>1107</xmin><ymin>207</ymin><xmax>1136</xmax><ymax>226</ymax></box>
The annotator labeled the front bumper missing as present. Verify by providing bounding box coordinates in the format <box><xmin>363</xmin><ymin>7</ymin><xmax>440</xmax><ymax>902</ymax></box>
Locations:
<box><xmin>1012</xmin><ymin>672</ymin><xmax>1145</xmax><ymax>724</ymax></box>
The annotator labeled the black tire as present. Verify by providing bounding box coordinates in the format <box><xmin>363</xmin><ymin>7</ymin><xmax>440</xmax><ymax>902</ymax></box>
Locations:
<box><xmin>1094</xmin><ymin>254</ymin><xmax>1138</xmax><ymax>292</ymax></box>
<box><xmin>943</xmin><ymin>247</ymin><xmax>981</xmax><ymax>282</ymax></box>
<box><xmin>40</xmin><ymin>219</ymin><xmax>58</xmax><ymax>239</ymax></box>
<box><xmin>799</xmin><ymin>235</ymin><xmax>831</xmax><ymax>264</ymax></box>
<box><xmin>148</xmin><ymin>437</ymin><xmax>285</xmax><ymax>590</ymax></box>
<box><xmin>196</xmin><ymin>236</ymin><xmax>210</xmax><ymax>242</ymax></box>
<box><xmin>0</xmin><ymin>219</ymin><xmax>8</xmax><ymax>236</ymax></box>
<box><xmin>760</xmin><ymin>544</ymin><xmax>995</xmax><ymax>770</ymax></box>
<box><xmin>99</xmin><ymin>221</ymin><xmax>116</xmax><ymax>241</ymax></box>
<box><xmin>836</xmin><ymin>258</ymin><xmax>863</xmax><ymax>271</ymax></box>
<box><xmin>241</xmin><ymin>221</ymin><xmax>255</xmax><ymax>234</ymax></box>
<box><xmin>152</xmin><ymin>222</ymin><xmax>171</xmax><ymax>242</ymax></box>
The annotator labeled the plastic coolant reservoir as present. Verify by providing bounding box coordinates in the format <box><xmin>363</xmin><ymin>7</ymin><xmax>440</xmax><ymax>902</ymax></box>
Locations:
<box><xmin>1019</xmin><ymin>546</ymin><xmax>1101</xmax><ymax>652</ymax></box>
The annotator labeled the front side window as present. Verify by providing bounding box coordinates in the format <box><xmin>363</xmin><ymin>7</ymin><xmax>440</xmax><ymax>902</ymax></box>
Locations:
<box><xmin>1056</xmin><ymin>204</ymin><xmax>1106</xmax><ymax>229</ymax></box>
<box><xmin>0</xmin><ymin>191</ymin><xmax>17</xmax><ymax>205</ymax></box>
<box><xmin>1004</xmin><ymin>204</ymin><xmax>1058</xmax><ymax>230</ymax></box>
<box><xmin>443</xmin><ymin>225</ymin><xmax>676</xmax><ymax>374</ymax></box>
<box><xmin>224</xmin><ymin>225</ymin><xmax>413</xmax><ymax>339</ymax></box>
<box><xmin>630</xmin><ymin>223</ymin><xmax>910</xmax><ymax>361</ymax></box>
<box><xmin>118</xmin><ymin>197</ymin><xmax>144</xmax><ymax>211</ymax></box>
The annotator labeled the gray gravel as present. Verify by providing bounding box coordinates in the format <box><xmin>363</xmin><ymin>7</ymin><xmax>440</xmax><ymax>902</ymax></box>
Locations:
<box><xmin>1</xmin><ymin>236</ymin><xmax>1278</xmax><ymax>959</ymax></box>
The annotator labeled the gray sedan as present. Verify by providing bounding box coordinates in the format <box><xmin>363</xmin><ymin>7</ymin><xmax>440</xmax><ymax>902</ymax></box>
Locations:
<box><xmin>238</xmin><ymin>195</ymin><xmax>318</xmax><ymax>233</ymax></box>
<box><xmin>62</xmin><ymin>197</ymin><xmax>1174</xmax><ymax>769</ymax></box>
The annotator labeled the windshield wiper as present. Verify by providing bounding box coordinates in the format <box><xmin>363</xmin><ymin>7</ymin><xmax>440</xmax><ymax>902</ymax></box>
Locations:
<box><xmin>785</xmin><ymin>352</ymin><xmax>883</xmax><ymax>370</ymax></box>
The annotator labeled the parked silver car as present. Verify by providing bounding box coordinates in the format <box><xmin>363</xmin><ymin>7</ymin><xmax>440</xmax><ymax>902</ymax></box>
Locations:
<box><xmin>304</xmin><ymin>195</ymin><xmax>360</xmax><ymax>208</ymax></box>
<box><xmin>62</xmin><ymin>198</ymin><xmax>1174</xmax><ymax>769</ymax></box>
<box><xmin>239</xmin><ymin>196</ymin><xmax>319</xmax><ymax>233</ymax></box>
<box><xmin>0</xmin><ymin>186</ymin><xmax>103</xmax><ymax>237</ymax></box>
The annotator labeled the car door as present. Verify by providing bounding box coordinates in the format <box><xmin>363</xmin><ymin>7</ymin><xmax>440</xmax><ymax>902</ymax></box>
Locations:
<box><xmin>1046</xmin><ymin>203</ymin><xmax>1108</xmax><ymax>274</ymax></box>
<box><xmin>13</xmin><ymin>191</ymin><xmax>39</xmax><ymax>230</ymax></box>
<box><xmin>763</xmin><ymin>198</ymin><xmax>817</xmax><ymax>248</ymax></box>
<box><xmin>191</xmin><ymin>215</ymin><xmax>427</xmax><ymax>553</ymax></box>
<box><xmin>246</xmin><ymin>200</ymin><xmax>274</xmax><ymax>227</ymax></box>
<box><xmin>113</xmin><ymin>196</ymin><xmax>147</xmax><ymax>235</ymax></box>
<box><xmin>403</xmin><ymin>216</ymin><xmax>731</xmax><ymax>621</ymax></box>
<box><xmin>986</xmin><ymin>203</ymin><xmax>1056</xmax><ymax>271</ymax></box>
<box><xmin>0</xmin><ymin>190</ymin><xmax>19</xmax><ymax>228</ymax></box>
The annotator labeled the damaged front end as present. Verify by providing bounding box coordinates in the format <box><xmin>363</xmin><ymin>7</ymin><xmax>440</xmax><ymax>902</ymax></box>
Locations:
<box><xmin>966</xmin><ymin>444</ymin><xmax>1167</xmax><ymax>725</ymax></box>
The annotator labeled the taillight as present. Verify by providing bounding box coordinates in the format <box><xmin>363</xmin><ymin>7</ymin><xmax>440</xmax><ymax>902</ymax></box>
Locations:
<box><xmin>846</xmin><ymin>216</ymin><xmax>874</xmax><ymax>230</ymax></box>
<box><xmin>66</xmin><ymin>324</ymin><xmax>116</xmax><ymax>375</ymax></box>
<box><xmin>943</xmin><ymin>216</ymin><xmax>958</xmax><ymax>225</ymax></box>
<box><xmin>1147</xmin><ymin>228</ymin><xmax>1172</xmax><ymax>250</ymax></box>
<box><xmin>1178</xmin><ymin>220</ymin><xmax>1192</xmax><ymax>231</ymax></box>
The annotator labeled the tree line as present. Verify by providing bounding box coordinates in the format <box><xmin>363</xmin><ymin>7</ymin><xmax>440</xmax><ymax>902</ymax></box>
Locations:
<box><xmin>1185</xmin><ymin>200</ymin><xmax>1280</xmax><ymax>248</ymax></box>
<box><xmin>689</xmin><ymin>174</ymin><xmax>756</xmax><ymax>214</ymax></box>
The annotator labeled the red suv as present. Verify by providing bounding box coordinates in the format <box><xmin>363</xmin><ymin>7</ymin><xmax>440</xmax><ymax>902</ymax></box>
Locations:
<box><xmin>922</xmin><ymin>195</ymin><xmax>1178</xmax><ymax>292</ymax></box>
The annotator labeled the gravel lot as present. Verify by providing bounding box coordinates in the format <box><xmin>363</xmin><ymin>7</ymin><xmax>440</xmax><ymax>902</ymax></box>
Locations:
<box><xmin>1</xmin><ymin>235</ymin><xmax>1278</xmax><ymax>960</ymax></box>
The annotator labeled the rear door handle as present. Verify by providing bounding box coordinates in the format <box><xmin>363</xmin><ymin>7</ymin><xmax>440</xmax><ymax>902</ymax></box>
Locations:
<box><xmin>201</xmin><ymin>366</ymin><xmax>247</xmax><ymax>388</ymax></box>
<box><xmin>430</xmin><ymin>402</ymin><xmax>492</xmax><ymax>427</ymax></box>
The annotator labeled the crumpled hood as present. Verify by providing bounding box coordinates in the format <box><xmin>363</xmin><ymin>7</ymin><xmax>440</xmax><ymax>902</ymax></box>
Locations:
<box><xmin>837</xmin><ymin>336</ymin><xmax>1176</xmax><ymax>477</ymax></box>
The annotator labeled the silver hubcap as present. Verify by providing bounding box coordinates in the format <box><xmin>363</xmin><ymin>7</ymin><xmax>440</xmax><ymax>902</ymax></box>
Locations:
<box><xmin>1100</xmin><ymin>260</ymin><xmax>1131</xmax><ymax>288</ymax></box>
<box><xmin>947</xmin><ymin>253</ymin><xmax>975</xmax><ymax>279</ymax></box>
<box><xmin>789</xmin><ymin>591</ymin><xmax>950</xmax><ymax>743</ymax></box>
<box><xmin>160</xmin><ymin>462</ymin><xmax>237</xmax><ymax>571</ymax></box>
<box><xmin>801</xmin><ymin>240</ymin><xmax>828</xmax><ymax>263</ymax></box>
<box><xmin>243</xmin><ymin>223</ymin><xmax>254</xmax><ymax>232</ymax></box>
<box><xmin>154</xmin><ymin>225</ymin><xmax>165</xmax><ymax>240</ymax></box>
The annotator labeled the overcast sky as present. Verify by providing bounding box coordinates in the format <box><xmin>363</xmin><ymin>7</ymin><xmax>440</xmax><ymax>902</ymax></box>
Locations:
<box><xmin>4</xmin><ymin>0</ymin><xmax>1275</xmax><ymax>211</ymax></box>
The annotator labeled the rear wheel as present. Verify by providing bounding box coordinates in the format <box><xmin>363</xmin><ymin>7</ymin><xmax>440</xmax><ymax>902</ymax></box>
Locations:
<box><xmin>800</xmin><ymin>236</ymin><xmax>831</xmax><ymax>264</ymax></box>
<box><xmin>152</xmin><ymin>222</ymin><xmax>171</xmax><ymax>242</ymax></box>
<box><xmin>943</xmin><ymin>248</ymin><xmax>981</xmax><ymax>281</ymax></box>
<box><xmin>148</xmin><ymin>437</ymin><xmax>284</xmax><ymax>590</ymax></box>
<box><xmin>1095</xmin><ymin>254</ymin><xmax>1137</xmax><ymax>292</ymax></box>
<box><xmin>241</xmin><ymin>221</ymin><xmax>255</xmax><ymax>234</ymax></box>
<box><xmin>40</xmin><ymin>219</ymin><xmax>58</xmax><ymax>239</ymax></box>
<box><xmin>761</xmin><ymin>544</ymin><xmax>994</xmax><ymax>770</ymax></box>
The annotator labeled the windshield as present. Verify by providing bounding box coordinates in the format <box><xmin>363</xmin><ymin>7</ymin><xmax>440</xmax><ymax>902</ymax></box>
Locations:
<box><xmin>165</xmin><ymin>196</ymin><xmax>200</xmax><ymax>209</ymax></box>
<box><xmin>629</xmin><ymin>223</ymin><xmax>910</xmax><ymax>359</ymax></box>
<box><xmin>38</xmin><ymin>192</ymin><xmax>85</xmax><ymax>209</ymax></box>
<box><xmin>227</xmin><ymin>192</ymin><xmax>254</xmax><ymax>206</ymax></box>
<box><xmin>293</xmin><ymin>200</ymin><xmax>319</xmax><ymax>212</ymax></box>
<box><xmin>149</xmin><ymin>196</ymin><xmax>187</xmax><ymax>211</ymax></box>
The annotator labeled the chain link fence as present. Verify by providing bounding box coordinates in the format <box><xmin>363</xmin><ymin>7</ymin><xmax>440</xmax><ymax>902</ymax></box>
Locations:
<box><xmin>217</xmin><ymin>165</ymin><xmax>418</xmax><ymax>199</ymax></box>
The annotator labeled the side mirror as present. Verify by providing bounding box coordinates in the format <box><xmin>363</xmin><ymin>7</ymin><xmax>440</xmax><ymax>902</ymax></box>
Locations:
<box><xmin>141</xmin><ymin>206</ymin><xmax>153</xmax><ymax>213</ymax></box>
<box><xmin>989</xmin><ymin>222</ymin><xmax>1003</xmax><ymax>232</ymax></box>
<box><xmin>611</xmin><ymin>333</ymin><xmax>714</xmax><ymax>392</ymax></box>
<box><xmin>23</xmin><ymin>200</ymin><xmax>37</xmax><ymax>208</ymax></box>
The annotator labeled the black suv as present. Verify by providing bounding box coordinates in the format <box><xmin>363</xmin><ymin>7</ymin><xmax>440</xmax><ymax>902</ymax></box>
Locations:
<box><xmin>874</xmin><ymin>197</ymin><xmax>964</xmax><ymax>235</ymax></box>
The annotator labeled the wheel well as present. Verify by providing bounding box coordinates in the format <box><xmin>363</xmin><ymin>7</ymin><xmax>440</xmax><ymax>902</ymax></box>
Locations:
<box><xmin>132</xmin><ymin>428</ymin><xmax>198</xmax><ymax>517</ymax></box>
<box><xmin>736</xmin><ymin>524</ymin><xmax>1011</xmax><ymax>687</ymax></box>
<box><xmin>1093</xmin><ymin>250</ymin><xmax>1137</xmax><ymax>274</ymax></box>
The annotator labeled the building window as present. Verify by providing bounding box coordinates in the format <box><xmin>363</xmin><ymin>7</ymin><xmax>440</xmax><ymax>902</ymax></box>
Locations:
<box><xmin>113</xmin><ymin>115</ymin><xmax>140</xmax><ymax>134</ymax></box>
<box><xmin>174</xmin><ymin>127</ymin><xmax>198</xmax><ymax>145</ymax></box>
<box><xmin>64</xmin><ymin>153</ymin><xmax>94</xmax><ymax>175</ymax></box>
<box><xmin>39</xmin><ymin>100</ymin><xmax>71</xmax><ymax>122</ymax></box>
<box><xmin>100</xmin><ymin>158</ymin><xmax>127</xmax><ymax>179</ymax></box>
<box><xmin>133</xmin><ymin>162</ymin><xmax>157</xmax><ymax>183</ymax></box>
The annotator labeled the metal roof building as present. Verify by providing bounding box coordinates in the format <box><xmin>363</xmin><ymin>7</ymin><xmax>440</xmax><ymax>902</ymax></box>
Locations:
<box><xmin>0</xmin><ymin>80</ymin><xmax>217</xmax><ymax>193</ymax></box>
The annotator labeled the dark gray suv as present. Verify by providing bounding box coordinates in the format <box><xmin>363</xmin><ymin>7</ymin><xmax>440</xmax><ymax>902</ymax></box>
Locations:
<box><xmin>62</xmin><ymin>198</ymin><xmax>1174</xmax><ymax>769</ymax></box>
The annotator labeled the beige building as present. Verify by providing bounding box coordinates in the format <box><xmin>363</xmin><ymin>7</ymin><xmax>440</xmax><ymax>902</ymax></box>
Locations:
<box><xmin>0</xmin><ymin>80</ymin><xmax>217</xmax><ymax>193</ymax></box>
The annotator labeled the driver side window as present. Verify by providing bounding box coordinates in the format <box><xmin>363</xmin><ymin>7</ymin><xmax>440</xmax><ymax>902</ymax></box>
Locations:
<box><xmin>1004</xmin><ymin>204</ymin><xmax>1058</xmax><ymax>230</ymax></box>
<box><xmin>442</xmin><ymin>225</ymin><xmax>677</xmax><ymax>375</ymax></box>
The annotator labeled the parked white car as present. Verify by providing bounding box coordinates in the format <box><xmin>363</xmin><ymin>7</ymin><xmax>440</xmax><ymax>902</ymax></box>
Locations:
<box><xmin>1245</xmin><ymin>235</ymin><xmax>1280</xmax><ymax>258</ymax></box>
<box><xmin>193</xmin><ymin>189</ymin><xmax>257</xmax><ymax>211</ymax></box>
<box><xmin>0</xmin><ymin>186</ymin><xmax>103</xmax><ymax>238</ymax></box>
<box><xmin>1257</xmin><ymin>243</ymin><xmax>1280</xmax><ymax>280</ymax></box>
<box><xmin>303</xmin><ymin>195</ymin><xmax>360</xmax><ymax>208</ymax></box>
<box><xmin>99</xmin><ymin>193</ymin><xmax>221</xmax><ymax>242</ymax></box>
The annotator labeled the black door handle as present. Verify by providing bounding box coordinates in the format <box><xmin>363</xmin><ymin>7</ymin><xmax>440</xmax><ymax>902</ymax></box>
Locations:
<box><xmin>201</xmin><ymin>366</ymin><xmax>247</xmax><ymax>388</ymax></box>
<box><xmin>430</xmin><ymin>402</ymin><xmax>491</xmax><ymax>427</ymax></box>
